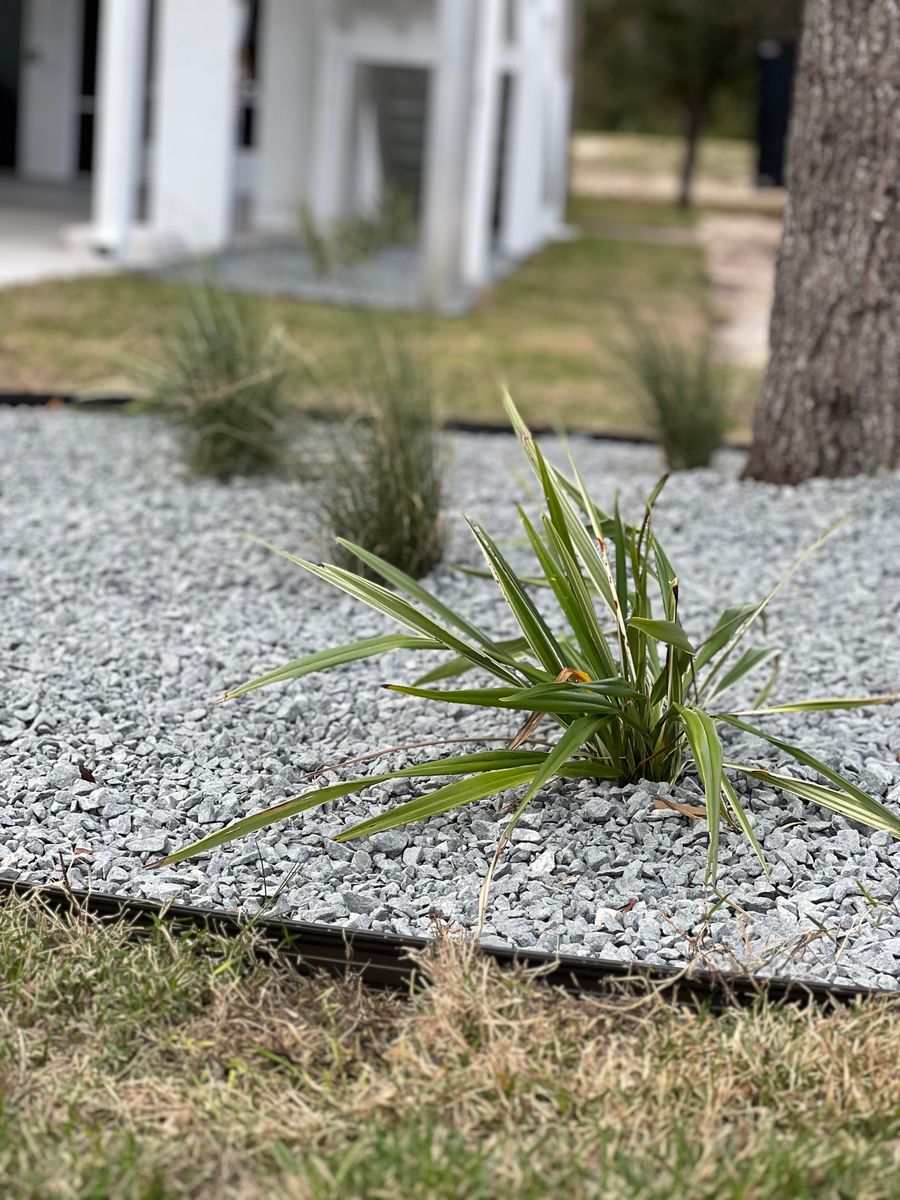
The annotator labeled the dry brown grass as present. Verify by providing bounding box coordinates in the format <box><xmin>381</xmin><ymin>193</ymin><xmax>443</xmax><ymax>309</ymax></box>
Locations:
<box><xmin>2</xmin><ymin>895</ymin><xmax>899</xmax><ymax>1199</ymax></box>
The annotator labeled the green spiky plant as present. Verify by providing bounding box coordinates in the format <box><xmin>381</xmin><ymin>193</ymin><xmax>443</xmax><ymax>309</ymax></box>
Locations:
<box><xmin>153</xmin><ymin>397</ymin><xmax>900</xmax><ymax>896</ymax></box>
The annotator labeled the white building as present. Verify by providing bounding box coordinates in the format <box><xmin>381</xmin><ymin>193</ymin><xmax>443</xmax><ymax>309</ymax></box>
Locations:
<box><xmin>0</xmin><ymin>0</ymin><xmax>575</xmax><ymax>311</ymax></box>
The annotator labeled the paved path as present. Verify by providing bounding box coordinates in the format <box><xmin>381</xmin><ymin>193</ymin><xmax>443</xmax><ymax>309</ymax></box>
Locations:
<box><xmin>698</xmin><ymin>214</ymin><xmax>781</xmax><ymax>370</ymax></box>
<box><xmin>0</xmin><ymin>177</ymin><xmax>114</xmax><ymax>288</ymax></box>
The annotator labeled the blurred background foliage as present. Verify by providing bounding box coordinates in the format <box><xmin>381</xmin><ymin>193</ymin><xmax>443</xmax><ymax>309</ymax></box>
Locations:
<box><xmin>577</xmin><ymin>0</ymin><xmax>803</xmax><ymax>140</ymax></box>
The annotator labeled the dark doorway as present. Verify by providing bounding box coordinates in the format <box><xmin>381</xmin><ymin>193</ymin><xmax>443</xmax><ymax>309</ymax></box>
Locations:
<box><xmin>0</xmin><ymin>0</ymin><xmax>22</xmax><ymax>169</ymax></box>
<box><xmin>78</xmin><ymin>0</ymin><xmax>100</xmax><ymax>172</ymax></box>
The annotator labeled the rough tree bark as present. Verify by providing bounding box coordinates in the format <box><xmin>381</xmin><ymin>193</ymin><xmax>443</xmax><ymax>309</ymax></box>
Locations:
<box><xmin>743</xmin><ymin>0</ymin><xmax>900</xmax><ymax>483</ymax></box>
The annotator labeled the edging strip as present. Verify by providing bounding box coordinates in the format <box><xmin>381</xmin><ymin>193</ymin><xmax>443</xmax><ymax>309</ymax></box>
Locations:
<box><xmin>0</xmin><ymin>393</ymin><xmax>751</xmax><ymax>449</ymax></box>
<box><xmin>0</xmin><ymin>872</ymin><xmax>885</xmax><ymax>1007</ymax></box>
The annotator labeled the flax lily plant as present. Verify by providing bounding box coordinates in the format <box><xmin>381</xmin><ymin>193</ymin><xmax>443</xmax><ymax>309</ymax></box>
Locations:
<box><xmin>154</xmin><ymin>397</ymin><xmax>900</xmax><ymax>892</ymax></box>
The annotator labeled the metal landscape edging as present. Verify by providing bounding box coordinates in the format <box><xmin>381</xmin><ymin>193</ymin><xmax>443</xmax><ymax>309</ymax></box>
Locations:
<box><xmin>0</xmin><ymin>392</ymin><xmax>751</xmax><ymax>450</ymax></box>
<box><xmin>0</xmin><ymin>871</ymin><xmax>885</xmax><ymax>1008</ymax></box>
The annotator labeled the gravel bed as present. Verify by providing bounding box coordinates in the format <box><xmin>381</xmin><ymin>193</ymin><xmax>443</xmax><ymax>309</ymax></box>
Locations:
<box><xmin>3</xmin><ymin>407</ymin><xmax>900</xmax><ymax>990</ymax></box>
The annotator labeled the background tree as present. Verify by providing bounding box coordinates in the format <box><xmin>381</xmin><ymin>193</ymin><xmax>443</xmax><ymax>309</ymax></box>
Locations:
<box><xmin>579</xmin><ymin>0</ymin><xmax>800</xmax><ymax>207</ymax></box>
<box><xmin>744</xmin><ymin>0</ymin><xmax>900</xmax><ymax>483</ymax></box>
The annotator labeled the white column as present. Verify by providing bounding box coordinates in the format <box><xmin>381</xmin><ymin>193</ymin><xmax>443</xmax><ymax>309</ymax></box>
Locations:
<box><xmin>499</xmin><ymin>0</ymin><xmax>544</xmax><ymax>258</ymax></box>
<box><xmin>306</xmin><ymin>24</ymin><xmax>356</xmax><ymax>228</ymax></box>
<box><xmin>91</xmin><ymin>0</ymin><xmax>150</xmax><ymax>255</ymax></box>
<box><xmin>253</xmin><ymin>0</ymin><xmax>320</xmax><ymax>233</ymax></box>
<box><xmin>461</xmin><ymin>0</ymin><xmax>503</xmax><ymax>287</ymax></box>
<box><xmin>418</xmin><ymin>0</ymin><xmax>478</xmax><ymax>311</ymax></box>
<box><xmin>17</xmin><ymin>0</ymin><xmax>83</xmax><ymax>181</ymax></box>
<box><xmin>352</xmin><ymin>71</ymin><xmax>383</xmax><ymax>218</ymax></box>
<box><xmin>541</xmin><ymin>0</ymin><xmax>573</xmax><ymax>233</ymax></box>
<box><xmin>150</xmin><ymin>0</ymin><xmax>245</xmax><ymax>252</ymax></box>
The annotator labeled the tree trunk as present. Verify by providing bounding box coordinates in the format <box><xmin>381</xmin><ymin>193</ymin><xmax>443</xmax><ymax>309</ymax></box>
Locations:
<box><xmin>743</xmin><ymin>0</ymin><xmax>900</xmax><ymax>483</ymax></box>
<box><xmin>676</xmin><ymin>104</ymin><xmax>704</xmax><ymax>209</ymax></box>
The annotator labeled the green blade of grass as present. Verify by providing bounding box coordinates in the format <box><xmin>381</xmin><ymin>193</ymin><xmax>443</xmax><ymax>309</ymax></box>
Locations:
<box><xmin>650</xmin><ymin>535</ymin><xmax>679</xmax><ymax>622</ymax></box>
<box><xmin>151</xmin><ymin>748</ymin><xmax>584</xmax><ymax>868</ymax></box>
<box><xmin>476</xmin><ymin>714</ymin><xmax>610</xmax><ymax>930</ymax></box>
<box><xmin>542</xmin><ymin>518</ymin><xmax>619</xmax><ymax>678</ymax></box>
<box><xmin>694</xmin><ymin>604</ymin><xmax>757</xmax><ymax>670</ymax></box>
<box><xmin>386</xmin><ymin>681</ymin><xmax>628</xmax><ymax>716</ymax></box>
<box><xmin>517</xmin><ymin>507</ymin><xmax>612</xmax><ymax>681</ymax></box>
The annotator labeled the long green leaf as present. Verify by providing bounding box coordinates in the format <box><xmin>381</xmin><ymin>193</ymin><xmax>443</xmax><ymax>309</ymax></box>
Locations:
<box><xmin>694</xmin><ymin>604</ymin><xmax>757</xmax><ymax>671</ymax></box>
<box><xmin>542</xmin><ymin>518</ymin><xmax>619</xmax><ymax>676</ymax></box>
<box><xmin>727</xmin><ymin>764</ymin><xmax>900</xmax><ymax>836</ymax></box>
<box><xmin>475</xmin><ymin>715</ymin><xmax>609</xmax><ymax>930</ymax></box>
<box><xmin>729</xmin><ymin>694</ymin><xmax>898</xmax><ymax>716</ymax></box>
<box><xmin>704</xmin><ymin>647</ymin><xmax>780</xmax><ymax>703</ymax></box>
<box><xmin>334</xmin><ymin>766</ymin><xmax>540</xmax><ymax>842</ymax></box>
<box><xmin>698</xmin><ymin>519</ymin><xmax>848</xmax><ymax>699</ymax></box>
<box><xmin>386</xmin><ymin>681</ymin><xmax>627</xmax><ymax>716</ymax></box>
<box><xmin>252</xmin><ymin>539</ymin><xmax>532</xmax><ymax>685</ymax></box>
<box><xmin>334</xmin><ymin>537</ymin><xmax>509</xmax><ymax>654</ymax></box>
<box><xmin>675</xmin><ymin>704</ymin><xmax>724</xmax><ymax>882</ymax></box>
<box><xmin>467</xmin><ymin>517</ymin><xmax>568</xmax><ymax>675</ymax></box>
<box><xmin>628</xmin><ymin>617</ymin><xmax>695</xmax><ymax>655</ymax></box>
<box><xmin>720</xmin><ymin>776</ymin><xmax>766</xmax><ymax>874</ymax></box>
<box><xmin>222</xmin><ymin>633</ymin><xmax>442</xmax><ymax>700</ymax></box>
<box><xmin>151</xmin><ymin>748</ymin><xmax>581</xmax><ymax>868</ymax></box>
<box><xmin>719</xmin><ymin>714</ymin><xmax>895</xmax><ymax>817</ymax></box>
<box><xmin>518</xmin><ymin>507</ymin><xmax>609</xmax><ymax>681</ymax></box>
<box><xmin>413</xmin><ymin>636</ymin><xmax>533</xmax><ymax>686</ymax></box>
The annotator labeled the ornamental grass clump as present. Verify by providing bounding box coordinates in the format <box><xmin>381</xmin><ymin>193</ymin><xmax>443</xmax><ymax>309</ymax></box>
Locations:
<box><xmin>315</xmin><ymin>332</ymin><xmax>444</xmax><ymax>580</ymax></box>
<box><xmin>141</xmin><ymin>281</ymin><xmax>292</xmax><ymax>481</ymax></box>
<box><xmin>155</xmin><ymin>397</ymin><xmax>900</xmax><ymax>890</ymax></box>
<box><xmin>620</xmin><ymin>322</ymin><xmax>729</xmax><ymax>470</ymax></box>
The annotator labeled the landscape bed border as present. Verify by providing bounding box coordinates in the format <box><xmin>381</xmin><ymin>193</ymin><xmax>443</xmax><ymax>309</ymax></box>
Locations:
<box><xmin>0</xmin><ymin>871</ymin><xmax>886</xmax><ymax>1008</ymax></box>
<box><xmin>0</xmin><ymin>392</ymin><xmax>752</xmax><ymax>449</ymax></box>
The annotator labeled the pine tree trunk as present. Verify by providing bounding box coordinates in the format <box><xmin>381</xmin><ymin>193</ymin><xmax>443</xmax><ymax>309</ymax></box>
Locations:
<box><xmin>743</xmin><ymin>0</ymin><xmax>900</xmax><ymax>484</ymax></box>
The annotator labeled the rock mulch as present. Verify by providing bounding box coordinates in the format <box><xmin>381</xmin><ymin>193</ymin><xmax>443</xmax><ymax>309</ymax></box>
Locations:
<box><xmin>2</xmin><ymin>407</ymin><xmax>900</xmax><ymax>989</ymax></box>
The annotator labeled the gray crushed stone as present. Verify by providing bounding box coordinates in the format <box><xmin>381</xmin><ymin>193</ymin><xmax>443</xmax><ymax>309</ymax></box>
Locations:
<box><xmin>3</xmin><ymin>407</ymin><xmax>900</xmax><ymax>991</ymax></box>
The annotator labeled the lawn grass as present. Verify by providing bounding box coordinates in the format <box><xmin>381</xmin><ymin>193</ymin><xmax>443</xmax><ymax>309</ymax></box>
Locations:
<box><xmin>572</xmin><ymin>133</ymin><xmax>758</xmax><ymax>190</ymax></box>
<box><xmin>2</xmin><ymin>895</ymin><xmax>899</xmax><ymax>1199</ymax></box>
<box><xmin>566</xmin><ymin>194</ymin><xmax>700</xmax><ymax>231</ymax></box>
<box><xmin>0</xmin><ymin>199</ymin><xmax>716</xmax><ymax>436</ymax></box>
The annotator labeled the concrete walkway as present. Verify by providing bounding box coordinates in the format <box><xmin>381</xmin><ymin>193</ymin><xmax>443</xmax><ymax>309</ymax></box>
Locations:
<box><xmin>0</xmin><ymin>176</ymin><xmax>115</xmax><ymax>288</ymax></box>
<box><xmin>698</xmin><ymin>214</ymin><xmax>781</xmax><ymax>370</ymax></box>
